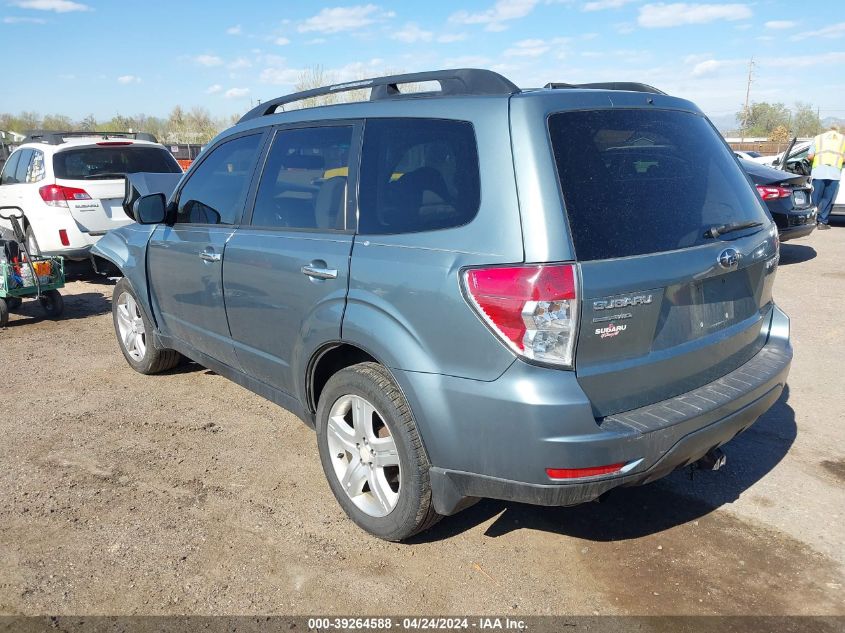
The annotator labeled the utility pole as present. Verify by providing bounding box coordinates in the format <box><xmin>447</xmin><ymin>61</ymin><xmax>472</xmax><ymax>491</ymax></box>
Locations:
<box><xmin>740</xmin><ymin>57</ymin><xmax>755</xmax><ymax>144</ymax></box>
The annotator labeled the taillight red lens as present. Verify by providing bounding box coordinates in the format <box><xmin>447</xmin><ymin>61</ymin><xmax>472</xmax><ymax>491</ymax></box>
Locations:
<box><xmin>463</xmin><ymin>263</ymin><xmax>578</xmax><ymax>367</ymax></box>
<box><xmin>39</xmin><ymin>184</ymin><xmax>92</xmax><ymax>207</ymax></box>
<box><xmin>59</xmin><ymin>229</ymin><xmax>70</xmax><ymax>246</ymax></box>
<box><xmin>755</xmin><ymin>185</ymin><xmax>791</xmax><ymax>200</ymax></box>
<box><xmin>96</xmin><ymin>141</ymin><xmax>132</xmax><ymax>146</ymax></box>
<box><xmin>546</xmin><ymin>463</ymin><xmax>625</xmax><ymax>479</ymax></box>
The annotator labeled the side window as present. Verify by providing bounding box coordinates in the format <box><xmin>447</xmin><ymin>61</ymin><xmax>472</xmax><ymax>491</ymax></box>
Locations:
<box><xmin>0</xmin><ymin>150</ymin><xmax>21</xmax><ymax>185</ymax></box>
<box><xmin>358</xmin><ymin>119</ymin><xmax>480</xmax><ymax>234</ymax></box>
<box><xmin>13</xmin><ymin>149</ymin><xmax>33</xmax><ymax>185</ymax></box>
<box><xmin>26</xmin><ymin>150</ymin><xmax>45</xmax><ymax>183</ymax></box>
<box><xmin>175</xmin><ymin>134</ymin><xmax>262</xmax><ymax>225</ymax></box>
<box><xmin>252</xmin><ymin>126</ymin><xmax>354</xmax><ymax>230</ymax></box>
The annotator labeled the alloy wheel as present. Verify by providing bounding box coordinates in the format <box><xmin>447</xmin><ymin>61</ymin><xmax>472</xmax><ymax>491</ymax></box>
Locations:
<box><xmin>326</xmin><ymin>394</ymin><xmax>401</xmax><ymax>517</ymax></box>
<box><xmin>116</xmin><ymin>292</ymin><xmax>147</xmax><ymax>361</ymax></box>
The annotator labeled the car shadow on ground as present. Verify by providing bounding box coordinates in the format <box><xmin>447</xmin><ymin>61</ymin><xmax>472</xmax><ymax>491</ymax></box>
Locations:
<box><xmin>411</xmin><ymin>386</ymin><xmax>796</xmax><ymax>543</ymax></box>
<box><xmin>3</xmin><ymin>291</ymin><xmax>112</xmax><ymax>327</ymax></box>
<box><xmin>779</xmin><ymin>243</ymin><xmax>817</xmax><ymax>265</ymax></box>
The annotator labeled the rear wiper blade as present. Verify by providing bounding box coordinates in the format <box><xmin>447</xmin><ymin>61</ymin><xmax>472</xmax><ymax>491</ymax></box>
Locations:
<box><xmin>83</xmin><ymin>172</ymin><xmax>126</xmax><ymax>180</ymax></box>
<box><xmin>704</xmin><ymin>221</ymin><xmax>763</xmax><ymax>239</ymax></box>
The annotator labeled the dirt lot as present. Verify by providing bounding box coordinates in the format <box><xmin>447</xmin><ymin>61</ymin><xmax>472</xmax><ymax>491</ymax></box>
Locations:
<box><xmin>1</xmin><ymin>224</ymin><xmax>844</xmax><ymax>617</ymax></box>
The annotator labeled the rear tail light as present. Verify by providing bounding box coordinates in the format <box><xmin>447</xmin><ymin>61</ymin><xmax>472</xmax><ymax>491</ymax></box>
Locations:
<box><xmin>546</xmin><ymin>463</ymin><xmax>624</xmax><ymax>479</ymax></box>
<box><xmin>462</xmin><ymin>263</ymin><xmax>579</xmax><ymax>368</ymax></box>
<box><xmin>59</xmin><ymin>229</ymin><xmax>70</xmax><ymax>246</ymax></box>
<box><xmin>96</xmin><ymin>141</ymin><xmax>132</xmax><ymax>146</ymax></box>
<box><xmin>756</xmin><ymin>185</ymin><xmax>791</xmax><ymax>200</ymax></box>
<box><xmin>39</xmin><ymin>184</ymin><xmax>92</xmax><ymax>207</ymax></box>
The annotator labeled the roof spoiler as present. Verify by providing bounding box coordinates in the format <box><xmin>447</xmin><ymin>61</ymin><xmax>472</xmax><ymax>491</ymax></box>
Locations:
<box><xmin>543</xmin><ymin>82</ymin><xmax>666</xmax><ymax>95</ymax></box>
<box><xmin>23</xmin><ymin>130</ymin><xmax>158</xmax><ymax>145</ymax></box>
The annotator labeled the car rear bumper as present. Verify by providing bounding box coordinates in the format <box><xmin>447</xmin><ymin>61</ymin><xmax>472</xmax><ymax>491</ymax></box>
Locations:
<box><xmin>396</xmin><ymin>306</ymin><xmax>791</xmax><ymax>516</ymax></box>
<box><xmin>778</xmin><ymin>223</ymin><xmax>816</xmax><ymax>241</ymax></box>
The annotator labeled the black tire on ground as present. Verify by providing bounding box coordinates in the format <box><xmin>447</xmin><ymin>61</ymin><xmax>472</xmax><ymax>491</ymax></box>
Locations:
<box><xmin>0</xmin><ymin>298</ymin><xmax>8</xmax><ymax>327</ymax></box>
<box><xmin>39</xmin><ymin>289</ymin><xmax>64</xmax><ymax>318</ymax></box>
<box><xmin>112</xmin><ymin>277</ymin><xmax>181</xmax><ymax>374</ymax></box>
<box><xmin>316</xmin><ymin>362</ymin><xmax>442</xmax><ymax>541</ymax></box>
<box><xmin>5</xmin><ymin>297</ymin><xmax>22</xmax><ymax>310</ymax></box>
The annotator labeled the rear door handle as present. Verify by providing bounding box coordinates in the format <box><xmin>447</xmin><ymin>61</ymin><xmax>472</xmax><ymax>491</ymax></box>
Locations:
<box><xmin>199</xmin><ymin>249</ymin><xmax>221</xmax><ymax>263</ymax></box>
<box><xmin>301</xmin><ymin>264</ymin><xmax>338</xmax><ymax>280</ymax></box>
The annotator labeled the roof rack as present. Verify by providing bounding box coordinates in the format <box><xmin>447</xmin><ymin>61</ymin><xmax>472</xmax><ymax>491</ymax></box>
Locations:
<box><xmin>239</xmin><ymin>68</ymin><xmax>520</xmax><ymax>123</ymax></box>
<box><xmin>23</xmin><ymin>130</ymin><xmax>158</xmax><ymax>145</ymax></box>
<box><xmin>543</xmin><ymin>82</ymin><xmax>666</xmax><ymax>95</ymax></box>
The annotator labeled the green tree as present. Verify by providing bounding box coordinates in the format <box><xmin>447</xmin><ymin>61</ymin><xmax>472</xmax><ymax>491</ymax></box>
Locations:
<box><xmin>80</xmin><ymin>114</ymin><xmax>98</xmax><ymax>131</ymax></box>
<box><xmin>41</xmin><ymin>114</ymin><xmax>75</xmax><ymax>131</ymax></box>
<box><xmin>792</xmin><ymin>102</ymin><xmax>822</xmax><ymax>137</ymax></box>
<box><xmin>737</xmin><ymin>102</ymin><xmax>790</xmax><ymax>137</ymax></box>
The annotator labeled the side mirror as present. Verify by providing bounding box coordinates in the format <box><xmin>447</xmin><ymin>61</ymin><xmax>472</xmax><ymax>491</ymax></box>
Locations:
<box><xmin>134</xmin><ymin>193</ymin><xmax>166</xmax><ymax>224</ymax></box>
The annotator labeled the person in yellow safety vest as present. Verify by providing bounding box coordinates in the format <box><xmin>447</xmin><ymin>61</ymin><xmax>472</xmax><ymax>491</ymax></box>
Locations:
<box><xmin>807</xmin><ymin>126</ymin><xmax>845</xmax><ymax>230</ymax></box>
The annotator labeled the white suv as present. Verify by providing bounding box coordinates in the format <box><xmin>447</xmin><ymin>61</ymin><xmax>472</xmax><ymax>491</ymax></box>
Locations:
<box><xmin>0</xmin><ymin>132</ymin><xmax>182</xmax><ymax>260</ymax></box>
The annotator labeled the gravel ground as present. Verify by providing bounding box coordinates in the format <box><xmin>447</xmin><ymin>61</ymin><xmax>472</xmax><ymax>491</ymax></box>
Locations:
<box><xmin>0</xmin><ymin>223</ymin><xmax>843</xmax><ymax>616</ymax></box>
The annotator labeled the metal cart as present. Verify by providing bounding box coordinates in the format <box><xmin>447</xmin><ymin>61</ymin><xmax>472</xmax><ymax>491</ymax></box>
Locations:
<box><xmin>0</xmin><ymin>207</ymin><xmax>65</xmax><ymax>327</ymax></box>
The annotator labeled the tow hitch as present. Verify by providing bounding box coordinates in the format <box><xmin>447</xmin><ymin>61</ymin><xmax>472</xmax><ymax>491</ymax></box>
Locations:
<box><xmin>688</xmin><ymin>447</ymin><xmax>727</xmax><ymax>479</ymax></box>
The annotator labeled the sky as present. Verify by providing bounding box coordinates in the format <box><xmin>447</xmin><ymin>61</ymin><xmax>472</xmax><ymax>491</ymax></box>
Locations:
<box><xmin>1</xmin><ymin>0</ymin><xmax>844</xmax><ymax>128</ymax></box>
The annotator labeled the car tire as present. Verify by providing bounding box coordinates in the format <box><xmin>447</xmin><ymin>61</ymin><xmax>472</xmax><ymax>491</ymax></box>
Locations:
<box><xmin>0</xmin><ymin>298</ymin><xmax>8</xmax><ymax>327</ymax></box>
<box><xmin>5</xmin><ymin>297</ymin><xmax>22</xmax><ymax>310</ymax></box>
<box><xmin>112</xmin><ymin>278</ymin><xmax>181</xmax><ymax>374</ymax></box>
<box><xmin>39</xmin><ymin>289</ymin><xmax>63</xmax><ymax>318</ymax></box>
<box><xmin>316</xmin><ymin>362</ymin><xmax>442</xmax><ymax>541</ymax></box>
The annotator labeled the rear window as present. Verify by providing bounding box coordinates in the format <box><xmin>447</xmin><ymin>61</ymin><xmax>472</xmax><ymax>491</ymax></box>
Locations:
<box><xmin>54</xmin><ymin>146</ymin><xmax>181</xmax><ymax>180</ymax></box>
<box><xmin>548</xmin><ymin>109</ymin><xmax>769</xmax><ymax>261</ymax></box>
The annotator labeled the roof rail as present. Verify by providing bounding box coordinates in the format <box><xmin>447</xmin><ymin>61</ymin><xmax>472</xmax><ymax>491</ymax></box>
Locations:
<box><xmin>239</xmin><ymin>68</ymin><xmax>519</xmax><ymax>123</ymax></box>
<box><xmin>23</xmin><ymin>130</ymin><xmax>159</xmax><ymax>145</ymax></box>
<box><xmin>544</xmin><ymin>81</ymin><xmax>666</xmax><ymax>95</ymax></box>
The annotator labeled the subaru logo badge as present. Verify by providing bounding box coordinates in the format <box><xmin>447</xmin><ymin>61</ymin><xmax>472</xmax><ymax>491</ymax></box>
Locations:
<box><xmin>718</xmin><ymin>248</ymin><xmax>739</xmax><ymax>269</ymax></box>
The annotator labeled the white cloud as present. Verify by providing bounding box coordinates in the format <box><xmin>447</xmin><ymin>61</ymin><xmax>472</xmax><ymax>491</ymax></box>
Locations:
<box><xmin>392</xmin><ymin>22</ymin><xmax>433</xmax><ymax>43</ymax></box>
<box><xmin>504</xmin><ymin>37</ymin><xmax>569</xmax><ymax>57</ymax></box>
<box><xmin>227</xmin><ymin>57</ymin><xmax>252</xmax><ymax>70</ymax></box>
<box><xmin>760</xmin><ymin>51</ymin><xmax>845</xmax><ymax>68</ymax></box>
<box><xmin>2</xmin><ymin>16</ymin><xmax>46</xmax><ymax>23</ymax></box>
<box><xmin>443</xmin><ymin>55</ymin><xmax>493</xmax><ymax>67</ymax></box>
<box><xmin>194</xmin><ymin>54</ymin><xmax>223</xmax><ymax>67</ymax></box>
<box><xmin>117</xmin><ymin>75</ymin><xmax>141</xmax><ymax>84</ymax></box>
<box><xmin>437</xmin><ymin>32</ymin><xmax>467</xmax><ymax>43</ymax></box>
<box><xmin>275</xmin><ymin>36</ymin><xmax>290</xmax><ymax>45</ymax></box>
<box><xmin>583</xmin><ymin>0</ymin><xmax>636</xmax><ymax>11</ymax></box>
<box><xmin>206</xmin><ymin>84</ymin><xmax>223</xmax><ymax>94</ymax></box>
<box><xmin>450</xmin><ymin>0</ymin><xmax>538</xmax><ymax>32</ymax></box>
<box><xmin>9</xmin><ymin>0</ymin><xmax>89</xmax><ymax>11</ymax></box>
<box><xmin>224</xmin><ymin>87</ymin><xmax>250</xmax><ymax>99</ymax></box>
<box><xmin>298</xmin><ymin>4</ymin><xmax>391</xmax><ymax>34</ymax></box>
<box><xmin>764</xmin><ymin>20</ymin><xmax>795</xmax><ymax>30</ymax></box>
<box><xmin>260</xmin><ymin>66</ymin><xmax>301</xmax><ymax>85</ymax></box>
<box><xmin>790</xmin><ymin>21</ymin><xmax>845</xmax><ymax>41</ymax></box>
<box><xmin>226</xmin><ymin>24</ymin><xmax>242</xmax><ymax>35</ymax></box>
<box><xmin>307</xmin><ymin>38</ymin><xmax>327</xmax><ymax>44</ymax></box>
<box><xmin>638</xmin><ymin>3</ymin><xmax>752</xmax><ymax>28</ymax></box>
<box><xmin>691</xmin><ymin>59</ymin><xmax>722</xmax><ymax>77</ymax></box>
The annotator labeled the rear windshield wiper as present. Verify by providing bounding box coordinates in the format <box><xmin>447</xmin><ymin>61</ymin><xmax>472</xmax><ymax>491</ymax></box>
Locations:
<box><xmin>83</xmin><ymin>172</ymin><xmax>127</xmax><ymax>180</ymax></box>
<box><xmin>704</xmin><ymin>221</ymin><xmax>763</xmax><ymax>239</ymax></box>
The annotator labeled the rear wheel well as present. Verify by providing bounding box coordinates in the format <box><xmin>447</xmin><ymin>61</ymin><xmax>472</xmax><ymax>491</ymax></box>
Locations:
<box><xmin>309</xmin><ymin>344</ymin><xmax>377</xmax><ymax>413</ymax></box>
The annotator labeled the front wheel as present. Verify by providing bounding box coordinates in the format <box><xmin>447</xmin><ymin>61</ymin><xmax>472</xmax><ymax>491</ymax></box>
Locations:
<box><xmin>112</xmin><ymin>278</ymin><xmax>181</xmax><ymax>374</ymax></box>
<box><xmin>316</xmin><ymin>362</ymin><xmax>441</xmax><ymax>541</ymax></box>
<box><xmin>39</xmin><ymin>289</ymin><xmax>64</xmax><ymax>318</ymax></box>
<box><xmin>0</xmin><ymin>298</ymin><xmax>8</xmax><ymax>327</ymax></box>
